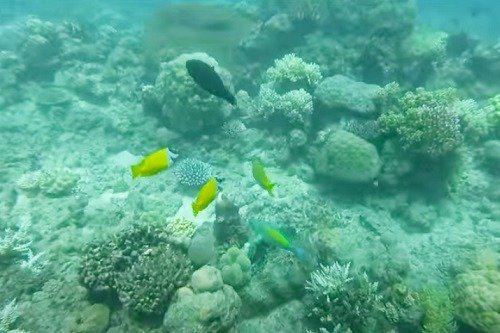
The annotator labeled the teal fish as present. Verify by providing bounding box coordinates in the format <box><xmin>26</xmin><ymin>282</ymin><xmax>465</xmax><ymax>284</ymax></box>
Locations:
<box><xmin>251</xmin><ymin>221</ymin><xmax>310</xmax><ymax>262</ymax></box>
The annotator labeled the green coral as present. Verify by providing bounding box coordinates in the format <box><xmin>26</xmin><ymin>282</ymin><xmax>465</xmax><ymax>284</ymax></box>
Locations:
<box><xmin>453</xmin><ymin>268</ymin><xmax>500</xmax><ymax>333</ymax></box>
<box><xmin>257</xmin><ymin>84</ymin><xmax>313</xmax><ymax>127</ymax></box>
<box><xmin>265</xmin><ymin>53</ymin><xmax>322</xmax><ymax>89</ymax></box>
<box><xmin>378</xmin><ymin>86</ymin><xmax>464</xmax><ymax>157</ymax></box>
<box><xmin>254</xmin><ymin>54</ymin><xmax>320</xmax><ymax>129</ymax></box>
<box><xmin>313</xmin><ymin>130</ymin><xmax>381</xmax><ymax>183</ymax></box>
<box><xmin>419</xmin><ymin>286</ymin><xmax>456</xmax><ymax>333</ymax></box>
<box><xmin>219</xmin><ymin>247</ymin><xmax>251</xmax><ymax>289</ymax></box>
<box><xmin>488</xmin><ymin>94</ymin><xmax>500</xmax><ymax>137</ymax></box>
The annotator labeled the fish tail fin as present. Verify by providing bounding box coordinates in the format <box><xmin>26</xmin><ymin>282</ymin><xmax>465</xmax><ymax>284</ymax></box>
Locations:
<box><xmin>267</xmin><ymin>183</ymin><xmax>275</xmax><ymax>196</ymax></box>
<box><xmin>130</xmin><ymin>164</ymin><xmax>141</xmax><ymax>179</ymax></box>
<box><xmin>291</xmin><ymin>246</ymin><xmax>311</xmax><ymax>263</ymax></box>
<box><xmin>191</xmin><ymin>202</ymin><xmax>199</xmax><ymax>216</ymax></box>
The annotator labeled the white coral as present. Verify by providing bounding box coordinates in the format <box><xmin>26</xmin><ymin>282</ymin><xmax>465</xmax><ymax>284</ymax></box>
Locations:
<box><xmin>306</xmin><ymin>262</ymin><xmax>353</xmax><ymax>296</ymax></box>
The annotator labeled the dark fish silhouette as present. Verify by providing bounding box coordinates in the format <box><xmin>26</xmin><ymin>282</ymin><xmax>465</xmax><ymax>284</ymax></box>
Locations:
<box><xmin>186</xmin><ymin>59</ymin><xmax>237</xmax><ymax>105</ymax></box>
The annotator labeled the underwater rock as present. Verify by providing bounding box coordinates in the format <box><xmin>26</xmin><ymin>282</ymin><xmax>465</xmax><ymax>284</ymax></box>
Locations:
<box><xmin>239</xmin><ymin>250</ymin><xmax>307</xmax><ymax>317</ymax></box>
<box><xmin>313</xmin><ymin>130</ymin><xmax>381</xmax><ymax>183</ymax></box>
<box><xmin>239</xmin><ymin>14</ymin><xmax>297</xmax><ymax>62</ymax></box>
<box><xmin>314</xmin><ymin>75</ymin><xmax>381</xmax><ymax>115</ymax></box>
<box><xmin>214</xmin><ymin>195</ymin><xmax>248</xmax><ymax>247</ymax></box>
<box><xmin>35</xmin><ymin>86</ymin><xmax>73</xmax><ymax>108</ymax></box>
<box><xmin>236</xmin><ymin>300</ymin><xmax>306</xmax><ymax>333</ymax></box>
<box><xmin>190</xmin><ymin>265</ymin><xmax>223</xmax><ymax>293</ymax></box>
<box><xmin>70</xmin><ymin>303</ymin><xmax>110</xmax><ymax>333</ymax></box>
<box><xmin>188</xmin><ymin>223</ymin><xmax>216</xmax><ymax>267</ymax></box>
<box><xmin>163</xmin><ymin>284</ymin><xmax>241</xmax><ymax>333</ymax></box>
<box><xmin>483</xmin><ymin>140</ymin><xmax>500</xmax><ymax>174</ymax></box>
<box><xmin>152</xmin><ymin>52</ymin><xmax>232</xmax><ymax>135</ymax></box>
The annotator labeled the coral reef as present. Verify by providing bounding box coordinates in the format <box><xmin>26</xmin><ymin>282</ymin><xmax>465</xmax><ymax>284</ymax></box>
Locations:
<box><xmin>252</xmin><ymin>54</ymin><xmax>321</xmax><ymax>130</ymax></box>
<box><xmin>305</xmin><ymin>262</ymin><xmax>386</xmax><ymax>332</ymax></box>
<box><xmin>188</xmin><ymin>223</ymin><xmax>216</xmax><ymax>268</ymax></box>
<box><xmin>453</xmin><ymin>268</ymin><xmax>500</xmax><ymax>333</ymax></box>
<box><xmin>150</xmin><ymin>52</ymin><xmax>233</xmax><ymax>135</ymax></box>
<box><xmin>80</xmin><ymin>222</ymin><xmax>193</xmax><ymax>315</ymax></box>
<box><xmin>214</xmin><ymin>195</ymin><xmax>249</xmax><ymax>247</ymax></box>
<box><xmin>163</xmin><ymin>267</ymin><xmax>241</xmax><ymax>333</ymax></box>
<box><xmin>313</xmin><ymin>130</ymin><xmax>381</xmax><ymax>183</ymax></box>
<box><xmin>314</xmin><ymin>75</ymin><xmax>381</xmax><ymax>115</ymax></box>
<box><xmin>219</xmin><ymin>247</ymin><xmax>251</xmax><ymax>289</ymax></box>
<box><xmin>378</xmin><ymin>86</ymin><xmax>464</xmax><ymax>157</ymax></box>
<box><xmin>172</xmin><ymin>158</ymin><xmax>214</xmax><ymax>188</ymax></box>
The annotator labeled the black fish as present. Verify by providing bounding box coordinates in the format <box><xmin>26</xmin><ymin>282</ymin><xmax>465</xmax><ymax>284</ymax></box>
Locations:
<box><xmin>186</xmin><ymin>59</ymin><xmax>237</xmax><ymax>105</ymax></box>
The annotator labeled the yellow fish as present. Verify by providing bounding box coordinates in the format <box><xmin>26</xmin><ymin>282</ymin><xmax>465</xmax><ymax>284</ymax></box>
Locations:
<box><xmin>252</xmin><ymin>160</ymin><xmax>275</xmax><ymax>195</ymax></box>
<box><xmin>130</xmin><ymin>148</ymin><xmax>175</xmax><ymax>179</ymax></box>
<box><xmin>192</xmin><ymin>177</ymin><xmax>217</xmax><ymax>216</ymax></box>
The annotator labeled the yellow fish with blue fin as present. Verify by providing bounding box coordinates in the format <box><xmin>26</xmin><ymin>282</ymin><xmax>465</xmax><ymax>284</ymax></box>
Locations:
<box><xmin>252</xmin><ymin>160</ymin><xmax>275</xmax><ymax>195</ymax></box>
<box><xmin>192</xmin><ymin>177</ymin><xmax>218</xmax><ymax>216</ymax></box>
<box><xmin>250</xmin><ymin>221</ymin><xmax>310</xmax><ymax>262</ymax></box>
<box><xmin>130</xmin><ymin>148</ymin><xmax>177</xmax><ymax>179</ymax></box>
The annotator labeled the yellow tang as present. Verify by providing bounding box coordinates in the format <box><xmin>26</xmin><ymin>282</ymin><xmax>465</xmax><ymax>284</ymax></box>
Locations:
<box><xmin>252</xmin><ymin>160</ymin><xmax>275</xmax><ymax>195</ymax></box>
<box><xmin>130</xmin><ymin>148</ymin><xmax>173</xmax><ymax>179</ymax></box>
<box><xmin>192</xmin><ymin>177</ymin><xmax>218</xmax><ymax>216</ymax></box>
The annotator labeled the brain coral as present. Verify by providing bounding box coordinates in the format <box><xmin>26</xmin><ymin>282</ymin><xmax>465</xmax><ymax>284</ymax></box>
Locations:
<box><xmin>314</xmin><ymin>130</ymin><xmax>381</xmax><ymax>183</ymax></box>
<box><xmin>453</xmin><ymin>268</ymin><xmax>500</xmax><ymax>333</ymax></box>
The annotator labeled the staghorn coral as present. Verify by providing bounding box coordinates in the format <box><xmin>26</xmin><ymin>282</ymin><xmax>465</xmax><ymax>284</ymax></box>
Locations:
<box><xmin>306</xmin><ymin>262</ymin><xmax>385</xmax><ymax>332</ymax></box>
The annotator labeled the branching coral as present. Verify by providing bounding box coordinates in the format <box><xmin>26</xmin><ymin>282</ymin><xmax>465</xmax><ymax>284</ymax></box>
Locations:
<box><xmin>265</xmin><ymin>53</ymin><xmax>322</xmax><ymax>89</ymax></box>
<box><xmin>306</xmin><ymin>262</ymin><xmax>385</xmax><ymax>332</ymax></box>
<box><xmin>378</xmin><ymin>86</ymin><xmax>464</xmax><ymax>157</ymax></box>
<box><xmin>420</xmin><ymin>286</ymin><xmax>456</xmax><ymax>333</ymax></box>
<box><xmin>254</xmin><ymin>54</ymin><xmax>321</xmax><ymax>130</ymax></box>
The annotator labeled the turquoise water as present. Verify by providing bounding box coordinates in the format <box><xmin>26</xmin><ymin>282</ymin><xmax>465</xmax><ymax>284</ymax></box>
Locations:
<box><xmin>0</xmin><ymin>1</ymin><xmax>499</xmax><ymax>332</ymax></box>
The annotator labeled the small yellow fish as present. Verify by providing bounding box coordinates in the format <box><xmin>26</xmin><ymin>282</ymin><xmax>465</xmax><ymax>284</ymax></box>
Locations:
<box><xmin>130</xmin><ymin>148</ymin><xmax>174</xmax><ymax>179</ymax></box>
<box><xmin>192</xmin><ymin>177</ymin><xmax>218</xmax><ymax>216</ymax></box>
<box><xmin>252</xmin><ymin>160</ymin><xmax>275</xmax><ymax>195</ymax></box>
